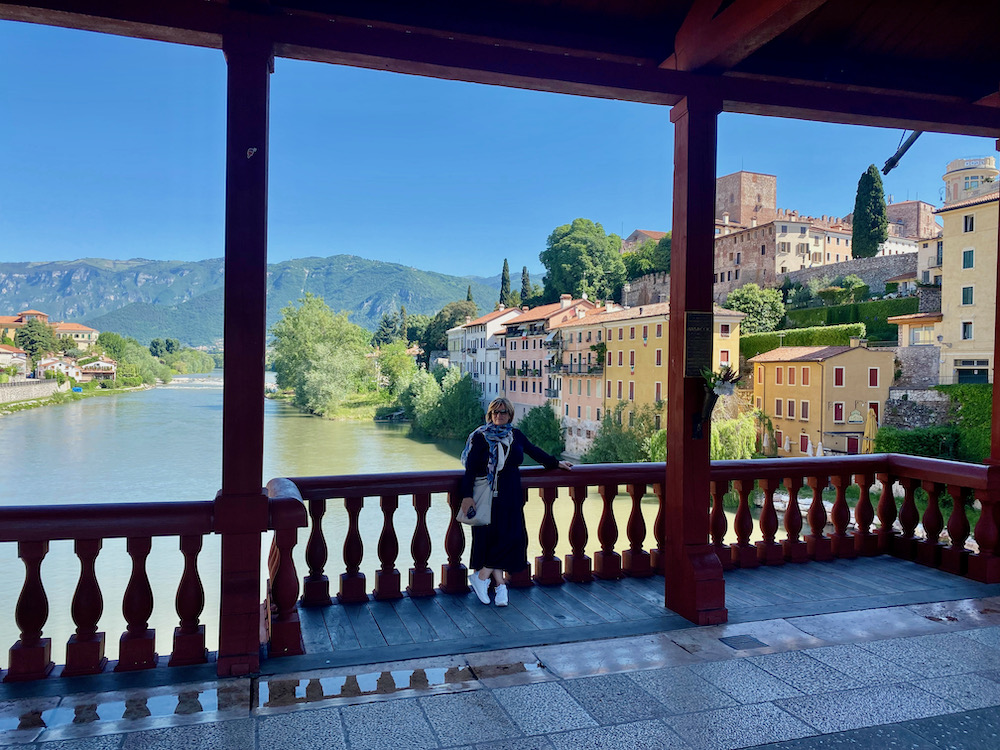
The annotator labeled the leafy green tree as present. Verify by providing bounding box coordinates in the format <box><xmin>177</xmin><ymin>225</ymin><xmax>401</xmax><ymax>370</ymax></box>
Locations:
<box><xmin>723</xmin><ymin>284</ymin><xmax>785</xmax><ymax>334</ymax></box>
<box><xmin>582</xmin><ymin>402</ymin><xmax>662</xmax><ymax>463</ymax></box>
<box><xmin>420</xmin><ymin>300</ymin><xmax>478</xmax><ymax>363</ymax></box>
<box><xmin>622</xmin><ymin>240</ymin><xmax>656</xmax><ymax>281</ymax></box>
<box><xmin>377</xmin><ymin>340</ymin><xmax>417</xmax><ymax>395</ymax></box>
<box><xmin>404</xmin><ymin>313</ymin><xmax>430</xmax><ymax>349</ymax></box>
<box><xmin>540</xmin><ymin>218</ymin><xmax>626</xmax><ymax>303</ymax></box>
<box><xmin>165</xmin><ymin>338</ymin><xmax>181</xmax><ymax>354</ymax></box>
<box><xmin>149</xmin><ymin>338</ymin><xmax>166</xmax><ymax>357</ymax></box>
<box><xmin>372</xmin><ymin>312</ymin><xmax>401</xmax><ymax>346</ymax></box>
<box><xmin>709</xmin><ymin>412</ymin><xmax>757</xmax><ymax>460</ymax></box>
<box><xmin>435</xmin><ymin>368</ymin><xmax>484</xmax><ymax>439</ymax></box>
<box><xmin>59</xmin><ymin>336</ymin><xmax>78</xmax><ymax>354</ymax></box>
<box><xmin>14</xmin><ymin>318</ymin><xmax>58</xmax><ymax>364</ymax></box>
<box><xmin>518</xmin><ymin>405</ymin><xmax>564</xmax><ymax>456</ymax></box>
<box><xmin>652</xmin><ymin>233</ymin><xmax>671</xmax><ymax>273</ymax></box>
<box><xmin>97</xmin><ymin>331</ymin><xmax>128</xmax><ymax>361</ymax></box>
<box><xmin>851</xmin><ymin>164</ymin><xmax>889</xmax><ymax>259</ymax></box>
<box><xmin>500</xmin><ymin>259</ymin><xmax>512</xmax><ymax>307</ymax></box>
<box><xmin>466</xmin><ymin>284</ymin><xmax>473</xmax><ymax>302</ymax></box>
<box><xmin>0</xmin><ymin>335</ymin><xmax>13</xmax><ymax>346</ymax></box>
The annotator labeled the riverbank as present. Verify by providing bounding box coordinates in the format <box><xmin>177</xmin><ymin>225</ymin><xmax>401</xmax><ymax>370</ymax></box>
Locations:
<box><xmin>266</xmin><ymin>389</ymin><xmax>393</xmax><ymax>421</ymax></box>
<box><xmin>0</xmin><ymin>382</ymin><xmax>151</xmax><ymax>416</ymax></box>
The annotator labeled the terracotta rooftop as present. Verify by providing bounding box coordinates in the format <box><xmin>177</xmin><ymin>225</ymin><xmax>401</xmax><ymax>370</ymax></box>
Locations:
<box><xmin>934</xmin><ymin>188</ymin><xmax>1000</xmax><ymax>213</ymax></box>
<box><xmin>503</xmin><ymin>299</ymin><xmax>596</xmax><ymax>325</ymax></box>
<box><xmin>887</xmin><ymin>312</ymin><xmax>943</xmax><ymax>323</ymax></box>
<box><xmin>464</xmin><ymin>307</ymin><xmax>520</xmax><ymax>327</ymax></box>
<box><xmin>749</xmin><ymin>345</ymin><xmax>887</xmax><ymax>363</ymax></box>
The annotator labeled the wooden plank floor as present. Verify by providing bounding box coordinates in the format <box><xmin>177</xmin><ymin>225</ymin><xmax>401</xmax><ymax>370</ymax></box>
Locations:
<box><xmin>268</xmin><ymin>556</ymin><xmax>1000</xmax><ymax>675</ymax></box>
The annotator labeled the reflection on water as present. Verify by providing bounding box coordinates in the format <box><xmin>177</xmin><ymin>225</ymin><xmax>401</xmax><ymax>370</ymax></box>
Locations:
<box><xmin>0</xmin><ymin>372</ymin><xmax>755</xmax><ymax>668</ymax></box>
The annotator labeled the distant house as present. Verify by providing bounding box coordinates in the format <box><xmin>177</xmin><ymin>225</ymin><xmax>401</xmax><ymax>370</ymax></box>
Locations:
<box><xmin>0</xmin><ymin>309</ymin><xmax>100</xmax><ymax>351</ymax></box>
<box><xmin>35</xmin><ymin>356</ymin><xmax>83</xmax><ymax>381</ymax></box>
<box><xmin>0</xmin><ymin>344</ymin><xmax>29</xmax><ymax>377</ymax></box>
<box><xmin>78</xmin><ymin>356</ymin><xmax>118</xmax><ymax>381</ymax></box>
<box><xmin>620</xmin><ymin>229</ymin><xmax>668</xmax><ymax>253</ymax></box>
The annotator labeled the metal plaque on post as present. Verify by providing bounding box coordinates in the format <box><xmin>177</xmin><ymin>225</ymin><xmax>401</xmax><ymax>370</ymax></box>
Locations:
<box><xmin>684</xmin><ymin>311</ymin><xmax>713</xmax><ymax>378</ymax></box>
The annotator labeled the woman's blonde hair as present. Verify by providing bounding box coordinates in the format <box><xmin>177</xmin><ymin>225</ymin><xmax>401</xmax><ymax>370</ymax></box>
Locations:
<box><xmin>486</xmin><ymin>397</ymin><xmax>514</xmax><ymax>423</ymax></box>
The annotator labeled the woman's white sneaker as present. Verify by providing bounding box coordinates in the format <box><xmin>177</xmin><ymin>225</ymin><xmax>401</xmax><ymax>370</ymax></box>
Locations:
<box><xmin>469</xmin><ymin>572</ymin><xmax>491</xmax><ymax>604</ymax></box>
<box><xmin>494</xmin><ymin>584</ymin><xmax>509</xmax><ymax>607</ymax></box>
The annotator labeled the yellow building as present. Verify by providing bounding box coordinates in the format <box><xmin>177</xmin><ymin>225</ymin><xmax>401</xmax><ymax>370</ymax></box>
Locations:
<box><xmin>750</xmin><ymin>344</ymin><xmax>895</xmax><ymax>456</ymax></box>
<box><xmin>934</xmin><ymin>187</ymin><xmax>999</xmax><ymax>384</ymax></box>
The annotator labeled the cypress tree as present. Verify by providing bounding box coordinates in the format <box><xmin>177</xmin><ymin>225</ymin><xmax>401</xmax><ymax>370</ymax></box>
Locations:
<box><xmin>466</xmin><ymin>284</ymin><xmax>473</xmax><ymax>302</ymax></box>
<box><xmin>399</xmin><ymin>305</ymin><xmax>408</xmax><ymax>344</ymax></box>
<box><xmin>851</xmin><ymin>164</ymin><xmax>889</xmax><ymax>259</ymax></box>
<box><xmin>521</xmin><ymin>266</ymin><xmax>531</xmax><ymax>301</ymax></box>
<box><xmin>500</xmin><ymin>259</ymin><xmax>511</xmax><ymax>306</ymax></box>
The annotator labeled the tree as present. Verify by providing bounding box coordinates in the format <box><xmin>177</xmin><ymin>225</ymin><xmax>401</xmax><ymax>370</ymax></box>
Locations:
<box><xmin>372</xmin><ymin>312</ymin><xmax>400</xmax><ymax>346</ymax></box>
<box><xmin>399</xmin><ymin>306</ymin><xmax>408</xmax><ymax>344</ymax></box>
<box><xmin>622</xmin><ymin>240</ymin><xmax>656</xmax><ymax>281</ymax></box>
<box><xmin>709</xmin><ymin>412</ymin><xmax>758</xmax><ymax>460</ymax></box>
<box><xmin>518</xmin><ymin>405</ymin><xmax>565</xmax><ymax>456</ymax></box>
<box><xmin>149</xmin><ymin>338</ymin><xmax>166</xmax><ymax>357</ymax></box>
<box><xmin>521</xmin><ymin>266</ymin><xmax>531</xmax><ymax>301</ymax></box>
<box><xmin>404</xmin><ymin>313</ymin><xmax>430</xmax><ymax>349</ymax></box>
<box><xmin>165</xmin><ymin>338</ymin><xmax>181</xmax><ymax>354</ymax></box>
<box><xmin>377</xmin><ymin>340</ymin><xmax>417</xmax><ymax>395</ymax></box>
<box><xmin>540</xmin><ymin>218</ymin><xmax>626</xmax><ymax>303</ymax></box>
<box><xmin>419</xmin><ymin>300</ymin><xmax>478</xmax><ymax>363</ymax></box>
<box><xmin>582</xmin><ymin>402</ymin><xmax>662</xmax><ymax>463</ymax></box>
<box><xmin>97</xmin><ymin>331</ymin><xmax>128</xmax><ymax>361</ymax></box>
<box><xmin>652</xmin><ymin>233</ymin><xmax>671</xmax><ymax>273</ymax></box>
<box><xmin>14</xmin><ymin>318</ymin><xmax>58</xmax><ymax>364</ymax></box>
<box><xmin>723</xmin><ymin>284</ymin><xmax>785</xmax><ymax>334</ymax></box>
<box><xmin>59</xmin><ymin>336</ymin><xmax>78</xmax><ymax>354</ymax></box>
<box><xmin>851</xmin><ymin>163</ymin><xmax>889</xmax><ymax>259</ymax></box>
<box><xmin>499</xmin><ymin>259</ymin><xmax>512</xmax><ymax>307</ymax></box>
<box><xmin>466</xmin><ymin>284</ymin><xmax>473</xmax><ymax>302</ymax></box>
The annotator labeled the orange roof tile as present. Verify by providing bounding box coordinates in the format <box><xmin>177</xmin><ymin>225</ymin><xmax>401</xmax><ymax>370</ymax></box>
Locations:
<box><xmin>18</xmin><ymin>310</ymin><xmax>47</xmax><ymax>316</ymax></box>
<box><xmin>887</xmin><ymin>312</ymin><xmax>943</xmax><ymax>324</ymax></box>
<box><xmin>505</xmin><ymin>299</ymin><xmax>596</xmax><ymax>324</ymax></box>
<box><xmin>53</xmin><ymin>322</ymin><xmax>97</xmax><ymax>332</ymax></box>
<box><xmin>749</xmin><ymin>345</ymin><xmax>885</xmax><ymax>362</ymax></box>
<box><xmin>464</xmin><ymin>308</ymin><xmax>521</xmax><ymax>327</ymax></box>
<box><xmin>0</xmin><ymin>344</ymin><xmax>27</xmax><ymax>354</ymax></box>
<box><xmin>934</xmin><ymin>189</ymin><xmax>999</xmax><ymax>213</ymax></box>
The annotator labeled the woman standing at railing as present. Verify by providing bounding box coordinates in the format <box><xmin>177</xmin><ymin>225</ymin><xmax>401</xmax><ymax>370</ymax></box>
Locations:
<box><xmin>459</xmin><ymin>397</ymin><xmax>572</xmax><ymax>606</ymax></box>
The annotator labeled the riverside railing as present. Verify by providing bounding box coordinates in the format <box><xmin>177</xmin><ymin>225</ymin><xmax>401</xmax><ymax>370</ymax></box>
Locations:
<box><xmin>0</xmin><ymin>494</ymin><xmax>306</xmax><ymax>683</ymax></box>
<box><xmin>285</xmin><ymin>454</ymin><xmax>1000</xmax><ymax>610</ymax></box>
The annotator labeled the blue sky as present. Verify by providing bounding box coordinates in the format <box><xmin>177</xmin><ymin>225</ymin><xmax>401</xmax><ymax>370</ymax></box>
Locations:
<box><xmin>1</xmin><ymin>21</ymin><xmax>996</xmax><ymax>279</ymax></box>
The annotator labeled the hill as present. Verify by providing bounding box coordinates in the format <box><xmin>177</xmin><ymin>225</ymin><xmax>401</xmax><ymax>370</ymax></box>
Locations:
<box><xmin>0</xmin><ymin>256</ymin><xmax>503</xmax><ymax>346</ymax></box>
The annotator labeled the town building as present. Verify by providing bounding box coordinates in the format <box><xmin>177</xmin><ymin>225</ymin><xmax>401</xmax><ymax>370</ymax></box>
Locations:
<box><xmin>750</xmin><ymin>343</ymin><xmax>895</xmax><ymax>456</ymax></box>
<box><xmin>503</xmin><ymin>295</ymin><xmax>597</xmax><ymax>421</ymax></box>
<box><xmin>0</xmin><ymin>309</ymin><xmax>100</xmax><ymax>351</ymax></box>
<box><xmin>620</xmin><ymin>229</ymin><xmax>667</xmax><ymax>253</ymax></box>
<box><xmin>933</xmin><ymin>177</ymin><xmax>999</xmax><ymax>384</ymax></box>
<box><xmin>0</xmin><ymin>344</ymin><xmax>29</xmax><ymax>377</ymax></box>
<box><xmin>459</xmin><ymin>306</ymin><xmax>522</xmax><ymax>408</ymax></box>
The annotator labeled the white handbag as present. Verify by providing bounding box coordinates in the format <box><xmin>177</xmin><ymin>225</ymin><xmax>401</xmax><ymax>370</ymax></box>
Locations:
<box><xmin>458</xmin><ymin>477</ymin><xmax>493</xmax><ymax>526</ymax></box>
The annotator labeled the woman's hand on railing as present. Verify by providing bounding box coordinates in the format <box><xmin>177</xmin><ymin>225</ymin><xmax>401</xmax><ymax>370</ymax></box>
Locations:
<box><xmin>558</xmin><ymin>461</ymin><xmax>573</xmax><ymax>471</ymax></box>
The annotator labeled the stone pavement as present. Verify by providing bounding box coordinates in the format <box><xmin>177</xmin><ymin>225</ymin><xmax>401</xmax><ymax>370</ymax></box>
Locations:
<box><xmin>4</xmin><ymin>596</ymin><xmax>1000</xmax><ymax>749</ymax></box>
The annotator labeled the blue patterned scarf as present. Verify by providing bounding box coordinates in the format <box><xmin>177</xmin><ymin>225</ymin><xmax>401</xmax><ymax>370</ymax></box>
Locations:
<box><xmin>461</xmin><ymin>423</ymin><xmax>514</xmax><ymax>492</ymax></box>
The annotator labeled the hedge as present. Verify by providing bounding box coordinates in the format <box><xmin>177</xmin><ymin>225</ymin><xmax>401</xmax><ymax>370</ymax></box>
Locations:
<box><xmin>785</xmin><ymin>297</ymin><xmax>918</xmax><ymax>343</ymax></box>
<box><xmin>874</xmin><ymin>425</ymin><xmax>960</xmax><ymax>458</ymax></box>
<box><xmin>740</xmin><ymin>323</ymin><xmax>867</xmax><ymax>360</ymax></box>
<box><xmin>935</xmin><ymin>384</ymin><xmax>991</xmax><ymax>463</ymax></box>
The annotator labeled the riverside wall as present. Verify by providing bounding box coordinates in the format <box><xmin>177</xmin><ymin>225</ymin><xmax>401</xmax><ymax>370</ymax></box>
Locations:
<box><xmin>0</xmin><ymin>379</ymin><xmax>63</xmax><ymax>404</ymax></box>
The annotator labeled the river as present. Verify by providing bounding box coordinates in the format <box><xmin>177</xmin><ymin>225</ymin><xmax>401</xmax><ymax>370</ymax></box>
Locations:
<box><xmin>0</xmin><ymin>373</ymin><xmax>748</xmax><ymax>666</ymax></box>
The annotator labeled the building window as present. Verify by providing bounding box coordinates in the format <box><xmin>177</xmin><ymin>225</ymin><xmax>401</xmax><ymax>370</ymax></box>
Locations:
<box><xmin>577</xmin><ymin>405</ymin><xmax>581</xmax><ymax>418</ymax></box>
<box><xmin>655</xmin><ymin>324</ymin><xmax>662</xmax><ymax>337</ymax></box>
<box><xmin>735</xmin><ymin>269</ymin><xmax>740</xmax><ymax>280</ymax></box>
<box><xmin>642</xmin><ymin>325</ymin><xmax>648</xmax><ymax>339</ymax></box>
<box><xmin>775</xmin><ymin>399</ymin><xmax>783</xmax><ymax>417</ymax></box>
<box><xmin>936</xmin><ymin>241</ymin><xmax>943</xmax><ymax>266</ymax></box>
<box><xmin>618</xmin><ymin>351</ymin><xmax>623</xmax><ymax>367</ymax></box>
<box><xmin>800</xmin><ymin>401</ymin><xmax>809</xmax><ymax>420</ymax></box>
<box><xmin>607</xmin><ymin>380</ymin><xmax>612</xmax><ymax>398</ymax></box>
<box><xmin>962</xmin><ymin>286</ymin><xmax>974</xmax><ymax>305</ymax></box>
<box><xmin>565</xmin><ymin>404</ymin><xmax>570</xmax><ymax>416</ymax></box>
<box><xmin>629</xmin><ymin>350</ymin><xmax>635</xmax><ymax>368</ymax></box>
<box><xmin>629</xmin><ymin>327</ymin><xmax>635</xmax><ymax>340</ymax></box>
<box><xmin>628</xmin><ymin>381</ymin><xmax>635</xmax><ymax>401</ymax></box>
<box><xmin>800</xmin><ymin>435</ymin><xmax>809</xmax><ymax>453</ymax></box>
<box><xmin>963</xmin><ymin>249</ymin><xmax>975</xmax><ymax>269</ymax></box>
<box><xmin>720</xmin><ymin>350</ymin><xmax>730</xmax><ymax>365</ymax></box>
<box><xmin>964</xmin><ymin>215</ymin><xmax>975</xmax><ymax>232</ymax></box>
<box><xmin>834</xmin><ymin>367</ymin><xmax>844</xmax><ymax>387</ymax></box>
<box><xmin>617</xmin><ymin>381</ymin><xmax>623</xmax><ymax>399</ymax></box>
<box><xmin>755</xmin><ymin>397</ymin><xmax>762</xmax><ymax>409</ymax></box>
<box><xmin>834</xmin><ymin>402</ymin><xmax>844</xmax><ymax>422</ymax></box>
<box><xmin>776</xmin><ymin>367</ymin><xmax>783</xmax><ymax>385</ymax></box>
<box><xmin>596</xmin><ymin>408</ymin><xmax>601</xmax><ymax>420</ymax></box>
<box><xmin>922</xmin><ymin>270</ymin><xmax>930</xmax><ymax>284</ymax></box>
<box><xmin>618</xmin><ymin>328</ymin><xmax>624</xmax><ymax>340</ymax></box>
<box><xmin>655</xmin><ymin>349</ymin><xmax>662</xmax><ymax>366</ymax></box>
<box><xmin>720</xmin><ymin>324</ymin><xmax>730</xmax><ymax>338</ymax></box>
<box><xmin>655</xmin><ymin>382</ymin><xmax>661</xmax><ymax>401</ymax></box>
<box><xmin>736</xmin><ymin>252</ymin><xmax>741</xmax><ymax>265</ymax></box>
<box><xmin>757</xmin><ymin>366</ymin><xmax>764</xmax><ymax>384</ymax></box>
<box><xmin>775</xmin><ymin>430</ymin><xmax>783</xmax><ymax>449</ymax></box>
<box><xmin>607</xmin><ymin>351</ymin><xmax>613</xmax><ymax>366</ymax></box>
<box><xmin>788</xmin><ymin>366</ymin><xmax>795</xmax><ymax>386</ymax></box>
<box><xmin>911</xmin><ymin>326</ymin><xmax>933</xmax><ymax>345</ymax></box>
<box><xmin>962</xmin><ymin>321</ymin><xmax>973</xmax><ymax>340</ymax></box>
<box><xmin>787</xmin><ymin>400</ymin><xmax>795</xmax><ymax>419</ymax></box>
<box><xmin>761</xmin><ymin>244</ymin><xmax>766</xmax><ymax>255</ymax></box>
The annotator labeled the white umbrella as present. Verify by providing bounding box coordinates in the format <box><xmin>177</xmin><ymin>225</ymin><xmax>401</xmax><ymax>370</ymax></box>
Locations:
<box><xmin>806</xmin><ymin>438</ymin><xmax>814</xmax><ymax>457</ymax></box>
<box><xmin>762</xmin><ymin>432</ymin><xmax>771</xmax><ymax>451</ymax></box>
<box><xmin>783</xmin><ymin>435</ymin><xmax>791</xmax><ymax>453</ymax></box>
<box><xmin>815</xmin><ymin>441</ymin><xmax>824</xmax><ymax>457</ymax></box>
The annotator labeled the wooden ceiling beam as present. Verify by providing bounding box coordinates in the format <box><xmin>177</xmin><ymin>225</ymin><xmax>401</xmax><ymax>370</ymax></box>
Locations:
<box><xmin>2</xmin><ymin>0</ymin><xmax>999</xmax><ymax>136</ymax></box>
<box><xmin>664</xmin><ymin>0</ymin><xmax>828</xmax><ymax>72</ymax></box>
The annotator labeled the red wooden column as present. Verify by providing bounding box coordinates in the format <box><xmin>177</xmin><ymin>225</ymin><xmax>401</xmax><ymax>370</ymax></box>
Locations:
<box><xmin>665</xmin><ymin>94</ymin><xmax>727</xmax><ymax>625</ymax></box>
<box><xmin>215</xmin><ymin>30</ymin><xmax>274</xmax><ymax>678</ymax></box>
<box><xmin>991</xmin><ymin>139</ymin><xmax>1000</xmax><ymax>466</ymax></box>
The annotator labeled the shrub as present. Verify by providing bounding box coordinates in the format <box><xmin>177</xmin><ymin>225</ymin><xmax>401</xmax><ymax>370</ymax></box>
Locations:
<box><xmin>936</xmin><ymin>384</ymin><xmax>991</xmax><ymax>463</ymax></box>
<box><xmin>740</xmin><ymin>323</ymin><xmax>866</xmax><ymax>360</ymax></box>
<box><xmin>874</xmin><ymin>425</ymin><xmax>960</xmax><ymax>458</ymax></box>
<box><xmin>517</xmin><ymin>405</ymin><xmax>565</xmax><ymax>457</ymax></box>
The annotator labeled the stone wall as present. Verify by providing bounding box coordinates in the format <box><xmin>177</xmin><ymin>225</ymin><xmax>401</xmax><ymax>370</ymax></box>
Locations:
<box><xmin>894</xmin><ymin>346</ymin><xmax>940</xmax><ymax>388</ymax></box>
<box><xmin>778</xmin><ymin>253</ymin><xmax>917</xmax><ymax>296</ymax></box>
<box><xmin>883</xmin><ymin>388</ymin><xmax>953</xmax><ymax>430</ymax></box>
<box><xmin>917</xmin><ymin>285</ymin><xmax>941</xmax><ymax>313</ymax></box>
<box><xmin>0</xmin><ymin>379</ymin><xmax>61</xmax><ymax>405</ymax></box>
<box><xmin>623</xmin><ymin>273</ymin><xmax>670</xmax><ymax>307</ymax></box>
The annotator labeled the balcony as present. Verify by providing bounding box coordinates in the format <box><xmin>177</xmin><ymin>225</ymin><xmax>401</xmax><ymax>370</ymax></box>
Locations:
<box><xmin>544</xmin><ymin>388</ymin><xmax>560</xmax><ymax>398</ymax></box>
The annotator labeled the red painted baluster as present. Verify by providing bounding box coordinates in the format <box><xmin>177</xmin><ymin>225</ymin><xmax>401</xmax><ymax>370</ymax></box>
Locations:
<box><xmin>594</xmin><ymin>484</ymin><xmax>622</xmax><ymax>580</ymax></box>
<box><xmin>896</xmin><ymin>477</ymin><xmax>920</xmax><ymax>560</ymax></box>
<box><xmin>969</xmin><ymin>487</ymin><xmax>1000</xmax><ymax>583</ymax></box>
<box><xmin>731</xmin><ymin>480</ymin><xmax>757</xmax><ymax>568</ymax></box>
<box><xmin>756</xmin><ymin>478</ymin><xmax>783</xmax><ymax>565</ymax></box>
<box><xmin>709</xmin><ymin>481</ymin><xmax>733</xmax><ymax>570</ymax></box>
<box><xmin>374</xmin><ymin>494</ymin><xmax>402</xmax><ymax>600</ymax></box>
<box><xmin>941</xmin><ymin>484</ymin><xmax>971</xmax><ymax>575</ymax></box>
<box><xmin>918</xmin><ymin>480</ymin><xmax>945</xmax><ymax>568</ymax></box>
<box><xmin>624</xmin><ymin>483</ymin><xmax>653</xmax><ymax>576</ymax></box>
<box><xmin>170</xmin><ymin>535</ymin><xmax>208</xmax><ymax>666</ymax></box>
<box><xmin>440</xmin><ymin>490</ymin><xmax>468</xmax><ymax>594</ymax></box>
<box><xmin>805</xmin><ymin>475</ymin><xmax>832</xmax><ymax>561</ymax></box>
<box><xmin>302</xmin><ymin>498</ymin><xmax>332</xmax><ymax>606</ymax></box>
<box><xmin>269</xmin><ymin>526</ymin><xmax>305</xmax><ymax>656</ymax></box>
<box><xmin>407</xmin><ymin>492</ymin><xmax>435</xmax><ymax>597</ymax></box>
<box><xmin>5</xmin><ymin>541</ymin><xmax>53</xmax><ymax>682</ymax></box>
<box><xmin>853</xmin><ymin>473</ymin><xmax>878</xmax><ymax>556</ymax></box>
<box><xmin>830</xmin><ymin>475</ymin><xmax>856</xmax><ymax>558</ymax></box>
<box><xmin>782</xmin><ymin>476</ymin><xmax>808</xmax><ymax>563</ymax></box>
<box><xmin>64</xmin><ymin>539</ymin><xmax>107</xmax><ymax>676</ymax></box>
<box><xmin>564</xmin><ymin>485</ymin><xmax>593</xmax><ymax>582</ymax></box>
<box><xmin>507</xmin><ymin>487</ymin><xmax>534</xmax><ymax>588</ymax></box>
<box><xmin>875</xmin><ymin>473</ymin><xmax>898</xmax><ymax>555</ymax></box>
<box><xmin>533</xmin><ymin>486</ymin><xmax>563</xmax><ymax>585</ymax></box>
<box><xmin>649</xmin><ymin>482</ymin><xmax>667</xmax><ymax>575</ymax></box>
<box><xmin>116</xmin><ymin>536</ymin><xmax>157</xmax><ymax>672</ymax></box>
<box><xmin>339</xmin><ymin>495</ymin><xmax>368</xmax><ymax>603</ymax></box>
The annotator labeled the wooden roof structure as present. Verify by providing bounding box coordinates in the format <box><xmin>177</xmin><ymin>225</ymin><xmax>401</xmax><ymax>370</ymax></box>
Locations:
<box><xmin>3</xmin><ymin>0</ymin><xmax>999</xmax><ymax>135</ymax></box>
